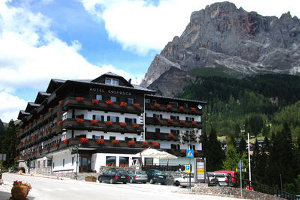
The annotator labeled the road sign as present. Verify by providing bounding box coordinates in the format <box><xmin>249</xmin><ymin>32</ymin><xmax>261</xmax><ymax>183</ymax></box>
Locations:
<box><xmin>238</xmin><ymin>160</ymin><xmax>244</xmax><ymax>168</ymax></box>
<box><xmin>185</xmin><ymin>164</ymin><xmax>191</xmax><ymax>173</ymax></box>
<box><xmin>236</xmin><ymin>168</ymin><xmax>247</xmax><ymax>172</ymax></box>
<box><xmin>186</xmin><ymin>150</ymin><xmax>194</xmax><ymax>158</ymax></box>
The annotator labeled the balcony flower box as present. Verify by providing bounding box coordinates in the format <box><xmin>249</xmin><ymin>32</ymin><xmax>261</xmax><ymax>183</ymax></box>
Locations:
<box><xmin>85</xmin><ymin>176</ymin><xmax>97</xmax><ymax>182</ymax></box>
<box><xmin>80</xmin><ymin>138</ymin><xmax>88</xmax><ymax>144</ymax></box>
<box><xmin>168</xmin><ymin>133</ymin><xmax>174</xmax><ymax>138</ymax></box>
<box><xmin>179</xmin><ymin>106</ymin><xmax>184</xmax><ymax>110</ymax></box>
<box><xmin>167</xmin><ymin>104</ymin><xmax>172</xmax><ymax>109</ymax></box>
<box><xmin>141</xmin><ymin>141</ymin><xmax>149</xmax><ymax>147</ymax></box>
<box><xmin>16</xmin><ymin>132</ymin><xmax>19</xmax><ymax>136</ymax></box>
<box><xmin>179</xmin><ymin>120</ymin><xmax>185</xmax><ymax>124</ymax></box>
<box><xmin>63</xmin><ymin>138</ymin><xmax>69</xmax><ymax>144</ymax></box>
<box><xmin>128</xmin><ymin>140</ymin><xmax>135</xmax><ymax>146</ymax></box>
<box><xmin>31</xmin><ymin>152</ymin><xmax>34</xmax><ymax>156</ymax></box>
<box><xmin>180</xmin><ymin>150</ymin><xmax>186</xmax><ymax>154</ymax></box>
<box><xmin>58</xmin><ymin>121</ymin><xmax>62</xmax><ymax>126</ymax></box>
<box><xmin>105</xmin><ymin>121</ymin><xmax>113</xmax><ymax>126</ymax></box>
<box><xmin>155</xmin><ymin>117</ymin><xmax>160</xmax><ymax>122</ymax></box>
<box><xmin>38</xmin><ymin>132</ymin><xmax>43</xmax><ymax>136</ymax></box>
<box><xmin>59</xmin><ymin>100</ymin><xmax>63</xmax><ymax>105</ymax></box>
<box><xmin>76</xmin><ymin>118</ymin><xmax>84</xmax><ymax>123</ymax></box>
<box><xmin>76</xmin><ymin>97</ymin><xmax>84</xmax><ymax>102</ymax></box>
<box><xmin>133</xmin><ymin>103</ymin><xmax>140</xmax><ymax>108</ymax></box>
<box><xmin>54</xmin><ymin>142</ymin><xmax>59</xmax><ymax>147</ymax></box>
<box><xmin>11</xmin><ymin>181</ymin><xmax>32</xmax><ymax>200</ymax></box>
<box><xmin>40</xmin><ymin>115</ymin><xmax>43</xmax><ymax>119</ymax></box>
<box><xmin>154</xmin><ymin>103</ymin><xmax>160</xmax><ymax>108</ymax></box>
<box><xmin>190</xmin><ymin>107</ymin><xmax>196</xmax><ymax>112</ymax></box>
<box><xmin>132</xmin><ymin>123</ymin><xmax>140</xmax><ymax>128</ymax></box>
<box><xmin>90</xmin><ymin>120</ymin><xmax>98</xmax><ymax>125</ymax></box>
<box><xmin>152</xmin><ymin>142</ymin><xmax>160</xmax><ymax>147</ymax></box>
<box><xmin>91</xmin><ymin>99</ymin><xmax>99</xmax><ymax>104</ymax></box>
<box><xmin>37</xmin><ymin>149</ymin><xmax>41</xmax><ymax>154</ymax></box>
<box><xmin>167</xmin><ymin>119</ymin><xmax>173</xmax><ymax>123</ymax></box>
<box><xmin>120</xmin><ymin>122</ymin><xmax>127</xmax><ymax>127</ymax></box>
<box><xmin>46</xmin><ymin>146</ymin><xmax>49</xmax><ymax>151</ymax></box>
<box><xmin>192</xmin><ymin>121</ymin><xmax>197</xmax><ymax>125</ymax></box>
<box><xmin>106</xmin><ymin>100</ymin><xmax>114</xmax><ymax>105</ymax></box>
<box><xmin>48</xmin><ymin>108</ymin><xmax>53</xmax><ymax>112</ymax></box>
<box><xmin>112</xmin><ymin>140</ymin><xmax>119</xmax><ymax>145</ymax></box>
<box><xmin>96</xmin><ymin>139</ymin><xmax>104</xmax><ymax>144</ymax></box>
<box><xmin>31</xmin><ymin>136</ymin><xmax>35</xmax><ymax>140</ymax></box>
<box><xmin>120</xmin><ymin>102</ymin><xmax>128</xmax><ymax>107</ymax></box>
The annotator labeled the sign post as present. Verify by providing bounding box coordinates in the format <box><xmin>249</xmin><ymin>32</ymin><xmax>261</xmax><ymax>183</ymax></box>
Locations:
<box><xmin>238</xmin><ymin>160</ymin><xmax>244</xmax><ymax>197</ymax></box>
<box><xmin>195</xmin><ymin>158</ymin><xmax>206</xmax><ymax>183</ymax></box>
<box><xmin>186</xmin><ymin>149</ymin><xmax>194</xmax><ymax>189</ymax></box>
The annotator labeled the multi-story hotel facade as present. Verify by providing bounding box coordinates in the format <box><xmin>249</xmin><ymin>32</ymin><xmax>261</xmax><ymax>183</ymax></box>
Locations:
<box><xmin>16</xmin><ymin>73</ymin><xmax>206</xmax><ymax>174</ymax></box>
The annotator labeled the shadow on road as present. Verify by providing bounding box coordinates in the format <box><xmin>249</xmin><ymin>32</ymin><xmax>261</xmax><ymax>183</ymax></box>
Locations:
<box><xmin>0</xmin><ymin>190</ymin><xmax>11</xmax><ymax>200</ymax></box>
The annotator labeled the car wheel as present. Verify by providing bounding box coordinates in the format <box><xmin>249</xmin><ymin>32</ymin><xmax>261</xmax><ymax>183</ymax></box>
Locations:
<box><xmin>110</xmin><ymin>179</ymin><xmax>114</xmax><ymax>184</ymax></box>
<box><xmin>98</xmin><ymin>177</ymin><xmax>102</xmax><ymax>183</ymax></box>
<box><xmin>150</xmin><ymin>179</ymin><xmax>154</xmax><ymax>184</ymax></box>
<box><xmin>175</xmin><ymin>181</ymin><xmax>180</xmax><ymax>186</ymax></box>
<box><xmin>123</xmin><ymin>182</ymin><xmax>127</xmax><ymax>184</ymax></box>
<box><xmin>143</xmin><ymin>182</ymin><xmax>147</xmax><ymax>184</ymax></box>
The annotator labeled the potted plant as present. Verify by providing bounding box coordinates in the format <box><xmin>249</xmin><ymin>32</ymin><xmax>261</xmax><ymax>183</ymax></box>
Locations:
<box><xmin>80</xmin><ymin>138</ymin><xmax>88</xmax><ymax>144</ymax></box>
<box><xmin>154</xmin><ymin>103</ymin><xmax>160</xmax><ymax>108</ymax></box>
<box><xmin>190</xmin><ymin>107</ymin><xmax>196</xmax><ymax>112</ymax></box>
<box><xmin>133</xmin><ymin>103</ymin><xmax>140</xmax><ymax>108</ymax></box>
<box><xmin>120</xmin><ymin>122</ymin><xmax>127</xmax><ymax>127</ymax></box>
<box><xmin>85</xmin><ymin>176</ymin><xmax>97</xmax><ymax>182</ymax></box>
<box><xmin>128</xmin><ymin>140</ymin><xmax>135</xmax><ymax>147</ymax></box>
<box><xmin>91</xmin><ymin>99</ymin><xmax>99</xmax><ymax>104</ymax></box>
<box><xmin>112</xmin><ymin>139</ymin><xmax>119</xmax><ymax>145</ymax></box>
<box><xmin>96</xmin><ymin>139</ymin><xmax>104</xmax><ymax>144</ymax></box>
<box><xmin>141</xmin><ymin>141</ymin><xmax>149</xmax><ymax>147</ymax></box>
<box><xmin>11</xmin><ymin>180</ymin><xmax>32</xmax><ymax>200</ymax></box>
<box><xmin>76</xmin><ymin>97</ymin><xmax>84</xmax><ymax>102</ymax></box>
<box><xmin>120</xmin><ymin>102</ymin><xmax>127</xmax><ymax>107</ymax></box>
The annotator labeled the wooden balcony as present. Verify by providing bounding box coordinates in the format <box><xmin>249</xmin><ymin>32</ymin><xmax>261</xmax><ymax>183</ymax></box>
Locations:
<box><xmin>62</xmin><ymin>97</ymin><xmax>143</xmax><ymax>115</ymax></box>
<box><xmin>145</xmin><ymin>117</ymin><xmax>202</xmax><ymax>129</ymax></box>
<box><xmin>61</xmin><ymin>118</ymin><xmax>143</xmax><ymax>134</ymax></box>
<box><xmin>145</xmin><ymin>103</ymin><xmax>202</xmax><ymax>115</ymax></box>
<box><xmin>145</xmin><ymin>131</ymin><xmax>203</xmax><ymax>142</ymax></box>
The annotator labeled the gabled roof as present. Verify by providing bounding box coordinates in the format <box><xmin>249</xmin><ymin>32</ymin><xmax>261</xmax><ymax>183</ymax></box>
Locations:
<box><xmin>17</xmin><ymin>110</ymin><xmax>30</xmax><ymax>120</ymax></box>
<box><xmin>46</xmin><ymin>79</ymin><xmax>66</xmax><ymax>93</ymax></box>
<box><xmin>91</xmin><ymin>72</ymin><xmax>134</xmax><ymax>88</ymax></box>
<box><xmin>34</xmin><ymin>92</ymin><xmax>51</xmax><ymax>104</ymax></box>
<box><xmin>25</xmin><ymin>102</ymin><xmax>40</xmax><ymax>113</ymax></box>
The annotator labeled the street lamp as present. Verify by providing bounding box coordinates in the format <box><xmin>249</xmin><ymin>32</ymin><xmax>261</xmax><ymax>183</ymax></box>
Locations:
<box><xmin>179</xmin><ymin>128</ymin><xmax>199</xmax><ymax>189</ymax></box>
<box><xmin>71</xmin><ymin>144</ymin><xmax>80</xmax><ymax>180</ymax></box>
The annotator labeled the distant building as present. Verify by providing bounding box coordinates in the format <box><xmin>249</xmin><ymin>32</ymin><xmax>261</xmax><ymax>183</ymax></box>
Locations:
<box><xmin>16</xmin><ymin>73</ymin><xmax>206</xmax><ymax>174</ymax></box>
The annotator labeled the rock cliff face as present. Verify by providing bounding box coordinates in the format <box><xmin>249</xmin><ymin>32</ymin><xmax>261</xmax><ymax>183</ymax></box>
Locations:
<box><xmin>141</xmin><ymin>2</ymin><xmax>300</xmax><ymax>93</ymax></box>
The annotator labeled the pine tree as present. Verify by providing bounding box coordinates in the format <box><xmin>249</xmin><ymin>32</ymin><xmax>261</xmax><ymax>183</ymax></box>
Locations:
<box><xmin>206</xmin><ymin>128</ymin><xmax>225</xmax><ymax>171</ymax></box>
<box><xmin>238</xmin><ymin>137</ymin><xmax>247</xmax><ymax>154</ymax></box>
<box><xmin>1</xmin><ymin>120</ymin><xmax>18</xmax><ymax>168</ymax></box>
<box><xmin>0</xmin><ymin>119</ymin><xmax>5</xmax><ymax>136</ymax></box>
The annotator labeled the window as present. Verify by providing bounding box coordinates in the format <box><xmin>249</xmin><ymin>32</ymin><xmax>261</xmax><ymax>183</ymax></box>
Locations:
<box><xmin>106</xmin><ymin>156</ymin><xmax>116</xmax><ymax>167</ymax></box>
<box><xmin>63</xmin><ymin>159</ymin><xmax>65</xmax><ymax>167</ymax></box>
<box><xmin>72</xmin><ymin>157</ymin><xmax>74</xmax><ymax>165</ymax></box>
<box><xmin>93</xmin><ymin>115</ymin><xmax>101</xmax><ymax>120</ymax></box>
<box><xmin>43</xmin><ymin>160</ymin><xmax>46</xmax><ymax>167</ymax></box>
<box><xmin>155</xmin><ymin>128</ymin><xmax>160</xmax><ymax>133</ymax></box>
<box><xmin>189</xmin><ymin>145</ymin><xmax>195</xmax><ymax>150</ymax></box>
<box><xmin>170</xmin><ymin>115</ymin><xmax>179</xmax><ymax>120</ymax></box>
<box><xmin>111</xmin><ymin>96</ymin><xmax>117</xmax><ymax>102</ymax></box>
<box><xmin>105</xmin><ymin>78</ymin><xmax>119</xmax><ymax>86</ymax></box>
<box><xmin>52</xmin><ymin>162</ymin><xmax>55</xmax><ymax>168</ymax></box>
<box><xmin>125</xmin><ymin>118</ymin><xmax>136</xmax><ymax>124</ymax></box>
<box><xmin>119</xmin><ymin>157</ymin><xmax>129</xmax><ymax>167</ymax></box>
<box><xmin>171</xmin><ymin>129</ymin><xmax>179</xmax><ymax>135</ymax></box>
<box><xmin>153</xmin><ymin>114</ymin><xmax>162</xmax><ymax>118</ymax></box>
<box><xmin>145</xmin><ymin>99</ymin><xmax>150</xmax><ymax>103</ymax></box>
<box><xmin>145</xmin><ymin>158</ymin><xmax>153</xmax><ymax>165</ymax></box>
<box><xmin>184</xmin><ymin>103</ymin><xmax>189</xmax><ymax>108</ymax></box>
<box><xmin>37</xmin><ymin>161</ymin><xmax>40</xmax><ymax>168</ymax></box>
<box><xmin>186</xmin><ymin>117</ymin><xmax>195</xmax><ymax>121</ymax></box>
<box><xmin>109</xmin><ymin>136</ymin><xmax>116</xmax><ymax>141</ymax></box>
<box><xmin>96</xmin><ymin>95</ymin><xmax>102</xmax><ymax>100</ymax></box>
<box><xmin>75</xmin><ymin>114</ymin><xmax>84</xmax><ymax>119</ymax></box>
<box><xmin>109</xmin><ymin>116</ymin><xmax>119</xmax><ymax>122</ymax></box>
<box><xmin>171</xmin><ymin>144</ymin><xmax>180</xmax><ymax>150</ymax></box>
<box><xmin>128</xmin><ymin>98</ymin><xmax>134</xmax><ymax>104</ymax></box>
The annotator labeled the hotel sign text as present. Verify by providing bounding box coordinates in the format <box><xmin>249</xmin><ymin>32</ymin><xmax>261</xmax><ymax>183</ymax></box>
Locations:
<box><xmin>90</xmin><ymin>88</ymin><xmax>132</xmax><ymax>96</ymax></box>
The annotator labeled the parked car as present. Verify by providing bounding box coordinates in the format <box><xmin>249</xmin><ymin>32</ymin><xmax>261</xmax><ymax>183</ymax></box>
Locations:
<box><xmin>146</xmin><ymin>169</ymin><xmax>167</xmax><ymax>184</ymax></box>
<box><xmin>207</xmin><ymin>172</ymin><xmax>232</xmax><ymax>186</ymax></box>
<box><xmin>10</xmin><ymin>167</ymin><xmax>25</xmax><ymax>173</ymax></box>
<box><xmin>173</xmin><ymin>173</ymin><xmax>196</xmax><ymax>187</ymax></box>
<box><xmin>128</xmin><ymin>170</ymin><xmax>148</xmax><ymax>183</ymax></box>
<box><xmin>207</xmin><ymin>172</ymin><xmax>218</xmax><ymax>186</ymax></box>
<box><xmin>214</xmin><ymin>170</ymin><xmax>239</xmax><ymax>187</ymax></box>
<box><xmin>98</xmin><ymin>169</ymin><xmax>130</xmax><ymax>184</ymax></box>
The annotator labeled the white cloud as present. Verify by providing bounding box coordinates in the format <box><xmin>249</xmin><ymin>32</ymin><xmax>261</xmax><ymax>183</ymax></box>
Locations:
<box><xmin>80</xmin><ymin>0</ymin><xmax>300</xmax><ymax>55</ymax></box>
<box><xmin>0</xmin><ymin>0</ymin><xmax>131</xmax><ymax>122</ymax></box>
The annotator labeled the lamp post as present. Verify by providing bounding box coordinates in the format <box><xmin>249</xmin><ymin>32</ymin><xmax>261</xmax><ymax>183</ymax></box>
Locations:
<box><xmin>248</xmin><ymin>133</ymin><xmax>252</xmax><ymax>187</ymax></box>
<box><xmin>71</xmin><ymin>145</ymin><xmax>79</xmax><ymax>180</ymax></box>
<box><xmin>179</xmin><ymin>128</ymin><xmax>200</xmax><ymax>189</ymax></box>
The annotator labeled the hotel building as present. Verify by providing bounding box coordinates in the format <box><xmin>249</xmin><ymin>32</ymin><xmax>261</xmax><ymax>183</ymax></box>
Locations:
<box><xmin>16</xmin><ymin>73</ymin><xmax>206</xmax><ymax>174</ymax></box>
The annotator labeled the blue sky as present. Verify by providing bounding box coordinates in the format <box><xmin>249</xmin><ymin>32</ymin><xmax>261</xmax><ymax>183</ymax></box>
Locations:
<box><xmin>0</xmin><ymin>0</ymin><xmax>299</xmax><ymax>122</ymax></box>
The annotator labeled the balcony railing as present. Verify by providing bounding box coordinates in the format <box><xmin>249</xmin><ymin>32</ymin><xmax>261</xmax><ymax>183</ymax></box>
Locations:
<box><xmin>145</xmin><ymin>103</ymin><xmax>202</xmax><ymax>115</ymax></box>
<box><xmin>145</xmin><ymin>117</ymin><xmax>202</xmax><ymax>129</ymax></box>
<box><xmin>62</xmin><ymin>97</ymin><xmax>143</xmax><ymax>115</ymax></box>
<box><xmin>145</xmin><ymin>132</ymin><xmax>203</xmax><ymax>142</ymax></box>
<box><xmin>61</xmin><ymin>118</ymin><xmax>143</xmax><ymax>134</ymax></box>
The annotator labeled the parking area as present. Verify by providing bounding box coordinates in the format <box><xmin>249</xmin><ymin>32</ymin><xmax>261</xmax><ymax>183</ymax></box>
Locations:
<box><xmin>0</xmin><ymin>173</ymin><xmax>243</xmax><ymax>200</ymax></box>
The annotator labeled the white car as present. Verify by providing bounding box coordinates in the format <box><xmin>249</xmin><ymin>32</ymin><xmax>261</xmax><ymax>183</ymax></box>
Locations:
<box><xmin>174</xmin><ymin>173</ymin><xmax>196</xmax><ymax>187</ymax></box>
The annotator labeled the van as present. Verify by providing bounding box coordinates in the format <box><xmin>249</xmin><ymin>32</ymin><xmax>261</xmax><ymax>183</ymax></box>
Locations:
<box><xmin>214</xmin><ymin>170</ymin><xmax>239</xmax><ymax>187</ymax></box>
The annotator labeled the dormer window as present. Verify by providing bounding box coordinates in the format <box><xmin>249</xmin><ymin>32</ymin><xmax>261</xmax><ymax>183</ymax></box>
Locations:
<box><xmin>105</xmin><ymin>78</ymin><xmax>119</xmax><ymax>86</ymax></box>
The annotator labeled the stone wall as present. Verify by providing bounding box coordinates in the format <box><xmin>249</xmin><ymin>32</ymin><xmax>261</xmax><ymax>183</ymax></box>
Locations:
<box><xmin>192</xmin><ymin>184</ymin><xmax>283</xmax><ymax>200</ymax></box>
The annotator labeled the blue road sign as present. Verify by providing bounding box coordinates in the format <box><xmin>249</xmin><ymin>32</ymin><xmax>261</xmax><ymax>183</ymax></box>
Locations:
<box><xmin>186</xmin><ymin>149</ymin><xmax>194</xmax><ymax>158</ymax></box>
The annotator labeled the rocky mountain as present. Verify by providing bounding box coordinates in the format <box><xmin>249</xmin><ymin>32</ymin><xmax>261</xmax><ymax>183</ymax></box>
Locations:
<box><xmin>141</xmin><ymin>2</ymin><xmax>300</xmax><ymax>96</ymax></box>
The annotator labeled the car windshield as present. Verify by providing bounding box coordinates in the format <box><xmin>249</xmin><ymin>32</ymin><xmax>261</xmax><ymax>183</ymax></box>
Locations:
<box><xmin>136</xmin><ymin>171</ymin><xmax>147</xmax><ymax>175</ymax></box>
<box><xmin>155</xmin><ymin>171</ymin><xmax>165</xmax><ymax>176</ymax></box>
<box><xmin>118</xmin><ymin>170</ymin><xmax>128</xmax><ymax>176</ymax></box>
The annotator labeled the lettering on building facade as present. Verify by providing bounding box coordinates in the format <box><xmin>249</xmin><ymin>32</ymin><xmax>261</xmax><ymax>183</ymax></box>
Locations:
<box><xmin>90</xmin><ymin>88</ymin><xmax>132</xmax><ymax>96</ymax></box>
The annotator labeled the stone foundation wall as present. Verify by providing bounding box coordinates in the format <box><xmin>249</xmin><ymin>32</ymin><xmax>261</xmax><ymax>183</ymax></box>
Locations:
<box><xmin>192</xmin><ymin>184</ymin><xmax>283</xmax><ymax>200</ymax></box>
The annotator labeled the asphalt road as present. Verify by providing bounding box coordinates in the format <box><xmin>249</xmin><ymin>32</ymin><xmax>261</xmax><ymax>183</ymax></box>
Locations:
<box><xmin>0</xmin><ymin>173</ymin><xmax>241</xmax><ymax>200</ymax></box>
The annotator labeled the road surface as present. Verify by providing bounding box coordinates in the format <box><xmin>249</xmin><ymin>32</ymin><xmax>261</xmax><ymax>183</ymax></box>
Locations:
<box><xmin>0</xmin><ymin>173</ymin><xmax>242</xmax><ymax>200</ymax></box>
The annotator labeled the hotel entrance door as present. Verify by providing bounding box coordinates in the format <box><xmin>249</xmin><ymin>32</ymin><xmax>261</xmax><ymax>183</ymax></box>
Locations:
<box><xmin>79</xmin><ymin>154</ymin><xmax>91</xmax><ymax>172</ymax></box>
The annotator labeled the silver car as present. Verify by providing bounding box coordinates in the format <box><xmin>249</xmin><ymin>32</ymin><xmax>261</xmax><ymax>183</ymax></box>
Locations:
<box><xmin>173</xmin><ymin>173</ymin><xmax>196</xmax><ymax>187</ymax></box>
<box><xmin>128</xmin><ymin>170</ymin><xmax>148</xmax><ymax>184</ymax></box>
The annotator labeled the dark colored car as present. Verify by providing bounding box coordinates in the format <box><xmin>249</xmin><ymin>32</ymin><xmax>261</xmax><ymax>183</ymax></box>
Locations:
<box><xmin>128</xmin><ymin>170</ymin><xmax>148</xmax><ymax>183</ymax></box>
<box><xmin>98</xmin><ymin>169</ymin><xmax>130</xmax><ymax>184</ymax></box>
<box><xmin>146</xmin><ymin>169</ymin><xmax>167</xmax><ymax>184</ymax></box>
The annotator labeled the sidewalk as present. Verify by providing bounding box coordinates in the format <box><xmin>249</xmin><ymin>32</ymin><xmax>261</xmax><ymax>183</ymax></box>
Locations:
<box><xmin>0</xmin><ymin>180</ymin><xmax>12</xmax><ymax>200</ymax></box>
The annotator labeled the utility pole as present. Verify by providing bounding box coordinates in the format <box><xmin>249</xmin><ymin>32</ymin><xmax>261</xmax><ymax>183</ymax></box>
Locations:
<box><xmin>248</xmin><ymin>133</ymin><xmax>252</xmax><ymax>186</ymax></box>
